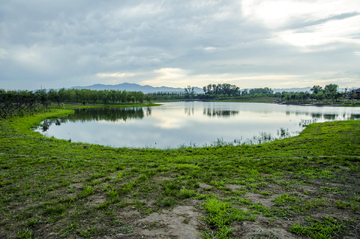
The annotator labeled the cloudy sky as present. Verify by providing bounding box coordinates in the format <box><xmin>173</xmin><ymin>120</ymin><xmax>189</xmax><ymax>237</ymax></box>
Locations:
<box><xmin>1</xmin><ymin>0</ymin><xmax>360</xmax><ymax>91</ymax></box>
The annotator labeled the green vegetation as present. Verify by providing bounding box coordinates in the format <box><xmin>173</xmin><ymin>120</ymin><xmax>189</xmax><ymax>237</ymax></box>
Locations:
<box><xmin>152</xmin><ymin>83</ymin><xmax>360</xmax><ymax>105</ymax></box>
<box><xmin>0</xmin><ymin>106</ymin><xmax>359</xmax><ymax>238</ymax></box>
<box><xmin>0</xmin><ymin>88</ymin><xmax>155</xmax><ymax>119</ymax></box>
<box><xmin>290</xmin><ymin>216</ymin><xmax>348</xmax><ymax>238</ymax></box>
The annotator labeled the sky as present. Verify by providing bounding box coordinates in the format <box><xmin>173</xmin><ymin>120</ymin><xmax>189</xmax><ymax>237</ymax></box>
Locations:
<box><xmin>0</xmin><ymin>0</ymin><xmax>360</xmax><ymax>91</ymax></box>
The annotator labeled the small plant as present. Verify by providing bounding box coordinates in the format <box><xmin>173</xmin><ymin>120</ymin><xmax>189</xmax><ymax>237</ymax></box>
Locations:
<box><xmin>117</xmin><ymin>201</ymin><xmax>129</xmax><ymax>208</ymax></box>
<box><xmin>121</xmin><ymin>226</ymin><xmax>133</xmax><ymax>234</ymax></box>
<box><xmin>178</xmin><ymin>186</ymin><xmax>195</xmax><ymax>199</ymax></box>
<box><xmin>16</xmin><ymin>228</ymin><xmax>35</xmax><ymax>239</ymax></box>
<box><xmin>158</xmin><ymin>197</ymin><xmax>175</xmax><ymax>207</ymax></box>
<box><xmin>201</xmin><ymin>197</ymin><xmax>250</xmax><ymax>238</ymax></box>
<box><xmin>45</xmin><ymin>204</ymin><xmax>66</xmax><ymax>215</ymax></box>
<box><xmin>91</xmin><ymin>179</ymin><xmax>102</xmax><ymax>186</ymax></box>
<box><xmin>259</xmin><ymin>191</ymin><xmax>272</xmax><ymax>196</ymax></box>
<box><xmin>97</xmin><ymin>201</ymin><xmax>111</xmax><ymax>209</ymax></box>
<box><xmin>226</xmin><ymin>196</ymin><xmax>252</xmax><ymax>205</ymax></box>
<box><xmin>290</xmin><ymin>216</ymin><xmax>347</xmax><ymax>238</ymax></box>
<box><xmin>27</xmin><ymin>217</ymin><xmax>40</xmax><ymax>227</ymax></box>
<box><xmin>274</xmin><ymin>194</ymin><xmax>298</xmax><ymax>204</ymax></box>
<box><xmin>321</xmin><ymin>186</ymin><xmax>339</xmax><ymax>192</ymax></box>
<box><xmin>336</xmin><ymin>200</ymin><xmax>349</xmax><ymax>209</ymax></box>
<box><xmin>77</xmin><ymin>185</ymin><xmax>94</xmax><ymax>198</ymax></box>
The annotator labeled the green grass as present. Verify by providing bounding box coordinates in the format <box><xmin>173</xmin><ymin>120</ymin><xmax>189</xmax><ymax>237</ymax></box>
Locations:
<box><xmin>0</xmin><ymin>107</ymin><xmax>359</xmax><ymax>238</ymax></box>
<box><xmin>290</xmin><ymin>216</ymin><xmax>348</xmax><ymax>238</ymax></box>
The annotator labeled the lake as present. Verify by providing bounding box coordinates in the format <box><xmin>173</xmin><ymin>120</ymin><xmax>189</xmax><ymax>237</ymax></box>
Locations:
<box><xmin>34</xmin><ymin>102</ymin><xmax>360</xmax><ymax>149</ymax></box>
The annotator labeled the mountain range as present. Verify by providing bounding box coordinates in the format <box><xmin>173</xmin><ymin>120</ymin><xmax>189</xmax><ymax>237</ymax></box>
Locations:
<box><xmin>70</xmin><ymin>83</ymin><xmax>312</xmax><ymax>94</ymax></box>
<box><xmin>70</xmin><ymin>83</ymin><xmax>204</xmax><ymax>94</ymax></box>
<box><xmin>272</xmin><ymin>87</ymin><xmax>312</xmax><ymax>93</ymax></box>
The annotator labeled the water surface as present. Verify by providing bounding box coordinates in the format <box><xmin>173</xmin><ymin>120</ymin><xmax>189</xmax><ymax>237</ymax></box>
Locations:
<box><xmin>34</xmin><ymin>102</ymin><xmax>360</xmax><ymax>148</ymax></box>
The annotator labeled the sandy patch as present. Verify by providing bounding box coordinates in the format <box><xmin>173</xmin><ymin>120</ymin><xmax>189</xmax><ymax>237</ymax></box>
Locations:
<box><xmin>199</xmin><ymin>183</ymin><xmax>211</xmax><ymax>189</ymax></box>
<box><xmin>87</xmin><ymin>195</ymin><xmax>106</xmax><ymax>207</ymax></box>
<box><xmin>226</xmin><ymin>184</ymin><xmax>245</xmax><ymax>190</ymax></box>
<box><xmin>70</xmin><ymin>183</ymin><xmax>83</xmax><ymax>189</ymax></box>
<box><xmin>134</xmin><ymin>206</ymin><xmax>203</xmax><ymax>239</ymax></box>
<box><xmin>231</xmin><ymin>217</ymin><xmax>299</xmax><ymax>239</ymax></box>
<box><xmin>245</xmin><ymin>193</ymin><xmax>276</xmax><ymax>208</ymax></box>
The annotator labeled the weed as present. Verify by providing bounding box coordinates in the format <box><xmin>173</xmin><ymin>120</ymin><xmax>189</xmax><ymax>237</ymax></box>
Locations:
<box><xmin>158</xmin><ymin>197</ymin><xmax>175</xmax><ymax>207</ymax></box>
<box><xmin>121</xmin><ymin>226</ymin><xmax>133</xmax><ymax>234</ymax></box>
<box><xmin>274</xmin><ymin>194</ymin><xmax>298</xmax><ymax>204</ymax></box>
<box><xmin>290</xmin><ymin>216</ymin><xmax>347</xmax><ymax>238</ymax></box>
<box><xmin>77</xmin><ymin>185</ymin><xmax>94</xmax><ymax>198</ymax></box>
<box><xmin>17</xmin><ymin>228</ymin><xmax>35</xmax><ymax>239</ymax></box>
<box><xmin>201</xmin><ymin>197</ymin><xmax>250</xmax><ymax>238</ymax></box>
<box><xmin>336</xmin><ymin>200</ymin><xmax>349</xmax><ymax>209</ymax></box>
<box><xmin>178</xmin><ymin>186</ymin><xmax>196</xmax><ymax>199</ymax></box>
<box><xmin>45</xmin><ymin>204</ymin><xmax>66</xmax><ymax>215</ymax></box>
<box><xmin>226</xmin><ymin>196</ymin><xmax>252</xmax><ymax>205</ymax></box>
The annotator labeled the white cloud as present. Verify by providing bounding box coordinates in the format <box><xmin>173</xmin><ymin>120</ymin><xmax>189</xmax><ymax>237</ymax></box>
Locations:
<box><xmin>97</xmin><ymin>72</ymin><xmax>136</xmax><ymax>78</ymax></box>
<box><xmin>278</xmin><ymin>16</ymin><xmax>360</xmax><ymax>48</ymax></box>
<box><xmin>204</xmin><ymin>47</ymin><xmax>217</xmax><ymax>51</ymax></box>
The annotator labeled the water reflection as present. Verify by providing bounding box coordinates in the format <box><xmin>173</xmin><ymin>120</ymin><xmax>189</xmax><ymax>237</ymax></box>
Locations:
<box><xmin>184</xmin><ymin>106</ymin><xmax>194</xmax><ymax>116</ymax></box>
<box><xmin>34</xmin><ymin>102</ymin><xmax>360</xmax><ymax>148</ymax></box>
<box><xmin>69</xmin><ymin>107</ymin><xmax>145</xmax><ymax>122</ymax></box>
<box><xmin>312</xmin><ymin>113</ymin><xmax>322</xmax><ymax>119</ymax></box>
<box><xmin>38</xmin><ymin>107</ymin><xmax>147</xmax><ymax>132</ymax></box>
<box><xmin>324</xmin><ymin>114</ymin><xmax>336</xmax><ymax>120</ymax></box>
<box><xmin>203</xmin><ymin>108</ymin><xmax>239</xmax><ymax>117</ymax></box>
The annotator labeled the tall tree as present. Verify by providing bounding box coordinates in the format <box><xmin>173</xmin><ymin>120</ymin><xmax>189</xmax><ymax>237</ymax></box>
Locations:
<box><xmin>324</xmin><ymin>84</ymin><xmax>338</xmax><ymax>94</ymax></box>
<box><xmin>184</xmin><ymin>85</ymin><xmax>195</xmax><ymax>99</ymax></box>
<box><xmin>310</xmin><ymin>85</ymin><xmax>323</xmax><ymax>94</ymax></box>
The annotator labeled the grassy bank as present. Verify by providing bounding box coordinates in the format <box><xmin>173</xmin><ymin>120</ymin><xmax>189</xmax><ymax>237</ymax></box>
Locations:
<box><xmin>0</xmin><ymin>108</ymin><xmax>359</xmax><ymax>238</ymax></box>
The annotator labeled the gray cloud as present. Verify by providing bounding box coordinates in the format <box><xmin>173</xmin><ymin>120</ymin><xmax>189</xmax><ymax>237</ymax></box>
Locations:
<box><xmin>285</xmin><ymin>12</ymin><xmax>360</xmax><ymax>31</ymax></box>
<box><xmin>0</xmin><ymin>0</ymin><xmax>359</xmax><ymax>90</ymax></box>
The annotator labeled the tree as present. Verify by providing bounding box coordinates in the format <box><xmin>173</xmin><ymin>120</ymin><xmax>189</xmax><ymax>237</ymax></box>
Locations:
<box><xmin>184</xmin><ymin>85</ymin><xmax>195</xmax><ymax>99</ymax></box>
<box><xmin>324</xmin><ymin>84</ymin><xmax>338</xmax><ymax>94</ymax></box>
<box><xmin>145</xmin><ymin>95</ymin><xmax>153</xmax><ymax>103</ymax></box>
<box><xmin>135</xmin><ymin>91</ymin><xmax>144</xmax><ymax>103</ymax></box>
<box><xmin>310</xmin><ymin>85</ymin><xmax>323</xmax><ymax>94</ymax></box>
<box><xmin>317</xmin><ymin>91</ymin><xmax>325</xmax><ymax>101</ymax></box>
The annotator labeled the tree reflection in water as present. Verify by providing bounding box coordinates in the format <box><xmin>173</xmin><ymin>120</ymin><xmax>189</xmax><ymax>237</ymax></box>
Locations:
<box><xmin>203</xmin><ymin>108</ymin><xmax>239</xmax><ymax>117</ymax></box>
<box><xmin>39</xmin><ymin>107</ymin><xmax>146</xmax><ymax>132</ymax></box>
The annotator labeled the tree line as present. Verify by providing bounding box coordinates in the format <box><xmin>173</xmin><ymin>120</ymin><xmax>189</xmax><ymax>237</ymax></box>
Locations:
<box><xmin>1</xmin><ymin>83</ymin><xmax>356</xmax><ymax>119</ymax></box>
<box><xmin>145</xmin><ymin>84</ymin><xmax>273</xmax><ymax>100</ymax></box>
<box><xmin>184</xmin><ymin>83</ymin><xmax>356</xmax><ymax>102</ymax></box>
<box><xmin>0</xmin><ymin>89</ymin><xmax>49</xmax><ymax>119</ymax></box>
<box><xmin>0</xmin><ymin>88</ymin><xmax>152</xmax><ymax>119</ymax></box>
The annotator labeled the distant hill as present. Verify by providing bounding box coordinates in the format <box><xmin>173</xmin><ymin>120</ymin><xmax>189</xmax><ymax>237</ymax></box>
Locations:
<box><xmin>70</xmin><ymin>83</ymin><xmax>204</xmax><ymax>94</ymax></box>
<box><xmin>272</xmin><ymin>87</ymin><xmax>312</xmax><ymax>93</ymax></box>
<box><xmin>68</xmin><ymin>83</ymin><xmax>313</xmax><ymax>94</ymax></box>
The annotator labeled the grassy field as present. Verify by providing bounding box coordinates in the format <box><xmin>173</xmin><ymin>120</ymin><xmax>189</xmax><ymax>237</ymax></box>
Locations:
<box><xmin>0</xmin><ymin>106</ymin><xmax>360</xmax><ymax>238</ymax></box>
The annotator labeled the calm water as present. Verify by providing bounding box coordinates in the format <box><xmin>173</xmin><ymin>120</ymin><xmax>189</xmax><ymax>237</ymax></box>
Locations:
<box><xmin>34</xmin><ymin>102</ymin><xmax>360</xmax><ymax>149</ymax></box>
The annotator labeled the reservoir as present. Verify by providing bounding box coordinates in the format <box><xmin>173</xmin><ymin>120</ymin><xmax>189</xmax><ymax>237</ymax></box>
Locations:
<box><xmin>34</xmin><ymin>102</ymin><xmax>360</xmax><ymax>149</ymax></box>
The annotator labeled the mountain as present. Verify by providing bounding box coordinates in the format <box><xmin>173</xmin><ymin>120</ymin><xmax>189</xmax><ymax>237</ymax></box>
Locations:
<box><xmin>272</xmin><ymin>87</ymin><xmax>312</xmax><ymax>93</ymax></box>
<box><xmin>68</xmin><ymin>83</ymin><xmax>313</xmax><ymax>94</ymax></box>
<box><xmin>70</xmin><ymin>83</ymin><xmax>204</xmax><ymax>94</ymax></box>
